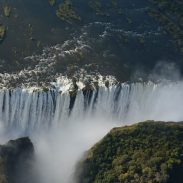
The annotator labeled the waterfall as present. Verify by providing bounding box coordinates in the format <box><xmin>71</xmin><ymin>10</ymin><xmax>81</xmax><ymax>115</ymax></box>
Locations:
<box><xmin>1</xmin><ymin>81</ymin><xmax>183</xmax><ymax>183</ymax></box>
<box><xmin>1</xmin><ymin>82</ymin><xmax>183</xmax><ymax>133</ymax></box>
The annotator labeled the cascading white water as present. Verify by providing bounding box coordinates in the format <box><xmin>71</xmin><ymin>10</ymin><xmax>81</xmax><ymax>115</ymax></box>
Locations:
<box><xmin>1</xmin><ymin>81</ymin><xmax>183</xmax><ymax>183</ymax></box>
<box><xmin>1</xmin><ymin>82</ymin><xmax>183</xmax><ymax>132</ymax></box>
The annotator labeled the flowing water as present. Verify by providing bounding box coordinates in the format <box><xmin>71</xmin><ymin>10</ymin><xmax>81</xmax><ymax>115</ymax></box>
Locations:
<box><xmin>0</xmin><ymin>81</ymin><xmax>183</xmax><ymax>182</ymax></box>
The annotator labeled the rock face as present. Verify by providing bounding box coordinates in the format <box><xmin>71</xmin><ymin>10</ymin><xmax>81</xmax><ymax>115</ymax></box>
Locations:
<box><xmin>77</xmin><ymin>121</ymin><xmax>183</xmax><ymax>183</ymax></box>
<box><xmin>0</xmin><ymin>137</ymin><xmax>35</xmax><ymax>183</ymax></box>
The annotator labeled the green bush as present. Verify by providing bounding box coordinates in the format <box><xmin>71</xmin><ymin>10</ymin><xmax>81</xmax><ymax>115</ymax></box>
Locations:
<box><xmin>79</xmin><ymin>121</ymin><xmax>183</xmax><ymax>183</ymax></box>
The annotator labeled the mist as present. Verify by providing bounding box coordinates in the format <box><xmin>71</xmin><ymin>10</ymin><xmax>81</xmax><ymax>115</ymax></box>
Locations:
<box><xmin>33</xmin><ymin>117</ymin><xmax>117</xmax><ymax>183</ymax></box>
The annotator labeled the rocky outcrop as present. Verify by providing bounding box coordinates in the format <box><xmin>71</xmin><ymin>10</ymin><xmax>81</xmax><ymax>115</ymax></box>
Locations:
<box><xmin>77</xmin><ymin>121</ymin><xmax>183</xmax><ymax>183</ymax></box>
<box><xmin>69</xmin><ymin>78</ymin><xmax>79</xmax><ymax>110</ymax></box>
<box><xmin>0</xmin><ymin>137</ymin><xmax>35</xmax><ymax>183</ymax></box>
<box><xmin>0</xmin><ymin>25</ymin><xmax>6</xmax><ymax>43</ymax></box>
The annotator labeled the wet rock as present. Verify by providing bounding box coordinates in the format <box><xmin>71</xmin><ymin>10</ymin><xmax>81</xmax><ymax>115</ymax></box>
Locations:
<box><xmin>82</xmin><ymin>82</ymin><xmax>94</xmax><ymax>97</ymax></box>
<box><xmin>69</xmin><ymin>77</ymin><xmax>79</xmax><ymax>97</ymax></box>
<box><xmin>0</xmin><ymin>137</ymin><xmax>36</xmax><ymax>183</ymax></box>
<box><xmin>82</xmin><ymin>79</ymin><xmax>95</xmax><ymax>108</ymax></box>
<box><xmin>69</xmin><ymin>78</ymin><xmax>79</xmax><ymax>110</ymax></box>
<box><xmin>105</xmin><ymin>80</ymin><xmax>110</xmax><ymax>88</ymax></box>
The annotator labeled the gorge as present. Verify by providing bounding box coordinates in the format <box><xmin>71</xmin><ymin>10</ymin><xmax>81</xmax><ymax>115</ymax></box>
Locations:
<box><xmin>1</xmin><ymin>79</ymin><xmax>183</xmax><ymax>182</ymax></box>
<box><xmin>0</xmin><ymin>0</ymin><xmax>183</xmax><ymax>182</ymax></box>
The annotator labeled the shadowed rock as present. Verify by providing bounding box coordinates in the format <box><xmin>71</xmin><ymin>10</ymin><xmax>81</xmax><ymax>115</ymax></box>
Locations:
<box><xmin>0</xmin><ymin>137</ymin><xmax>36</xmax><ymax>183</ymax></box>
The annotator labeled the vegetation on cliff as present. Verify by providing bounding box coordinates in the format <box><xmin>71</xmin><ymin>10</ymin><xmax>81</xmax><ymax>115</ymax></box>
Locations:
<box><xmin>48</xmin><ymin>0</ymin><xmax>56</xmax><ymax>6</ymax></box>
<box><xmin>78</xmin><ymin>121</ymin><xmax>183</xmax><ymax>183</ymax></box>
<box><xmin>0</xmin><ymin>25</ymin><xmax>6</xmax><ymax>43</ymax></box>
<box><xmin>56</xmin><ymin>0</ymin><xmax>81</xmax><ymax>23</ymax></box>
<box><xmin>89</xmin><ymin>0</ymin><xmax>122</xmax><ymax>16</ymax></box>
<box><xmin>3</xmin><ymin>4</ymin><xmax>11</xmax><ymax>17</ymax></box>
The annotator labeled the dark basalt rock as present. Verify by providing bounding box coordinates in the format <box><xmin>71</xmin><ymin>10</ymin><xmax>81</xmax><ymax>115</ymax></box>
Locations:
<box><xmin>82</xmin><ymin>80</ymin><xmax>95</xmax><ymax>108</ymax></box>
<box><xmin>0</xmin><ymin>137</ymin><xmax>35</xmax><ymax>183</ymax></box>
<box><xmin>69</xmin><ymin>78</ymin><xmax>79</xmax><ymax>110</ymax></box>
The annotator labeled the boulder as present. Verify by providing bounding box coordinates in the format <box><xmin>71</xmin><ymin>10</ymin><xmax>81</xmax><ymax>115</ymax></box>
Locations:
<box><xmin>0</xmin><ymin>137</ymin><xmax>35</xmax><ymax>183</ymax></box>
